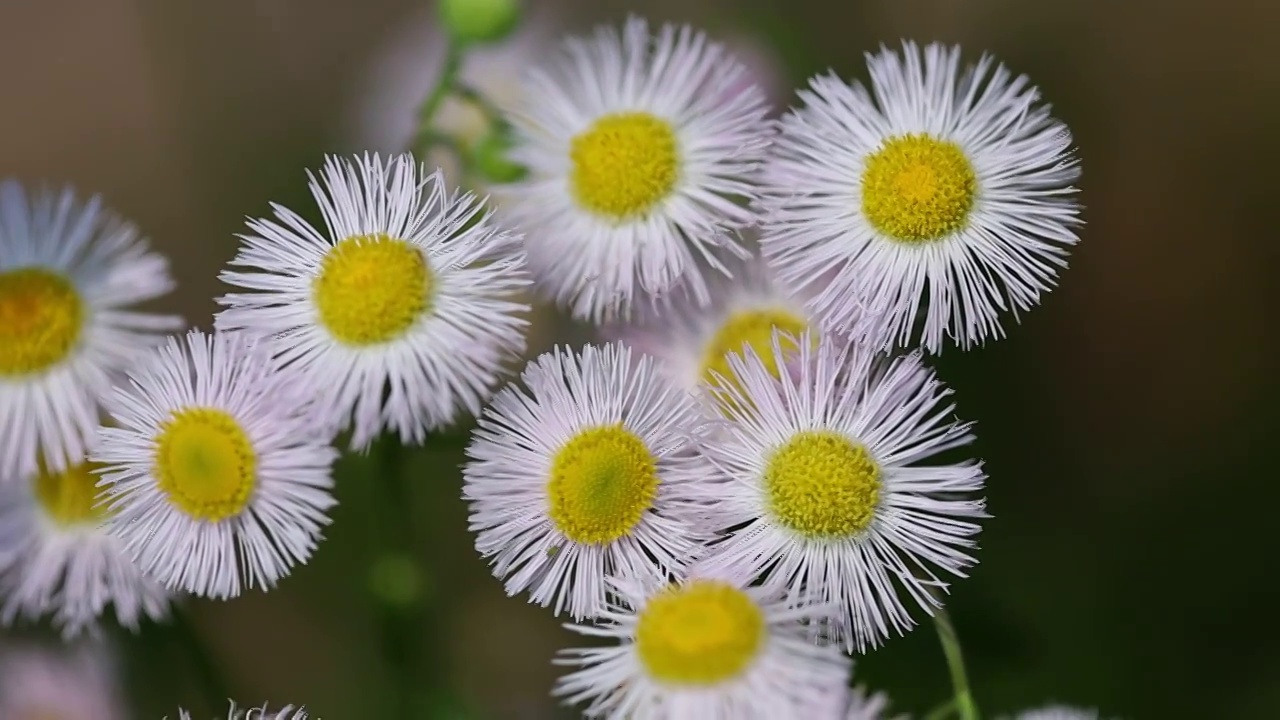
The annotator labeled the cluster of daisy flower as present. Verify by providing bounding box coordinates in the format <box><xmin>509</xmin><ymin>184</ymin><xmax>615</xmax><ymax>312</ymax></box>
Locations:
<box><xmin>0</xmin><ymin>3</ymin><xmax>1107</xmax><ymax>718</ymax></box>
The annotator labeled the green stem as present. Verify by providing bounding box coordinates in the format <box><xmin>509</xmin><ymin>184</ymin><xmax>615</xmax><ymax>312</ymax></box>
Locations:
<box><xmin>923</xmin><ymin>698</ymin><xmax>959</xmax><ymax>720</ymax></box>
<box><xmin>171</xmin><ymin>604</ymin><xmax>232</xmax><ymax>713</ymax></box>
<box><xmin>933</xmin><ymin>606</ymin><xmax>980</xmax><ymax>720</ymax></box>
<box><xmin>453</xmin><ymin>82</ymin><xmax>505</xmax><ymax>126</ymax></box>
<box><xmin>367</xmin><ymin>436</ymin><xmax>435</xmax><ymax>718</ymax></box>
<box><xmin>418</xmin><ymin>40</ymin><xmax>464</xmax><ymax>133</ymax></box>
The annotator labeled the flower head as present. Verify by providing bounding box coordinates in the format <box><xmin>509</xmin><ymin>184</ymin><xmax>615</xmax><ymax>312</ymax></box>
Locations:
<box><xmin>759</xmin><ymin>42</ymin><xmax>1080</xmax><ymax>352</ymax></box>
<box><xmin>94</xmin><ymin>330</ymin><xmax>338</xmax><ymax>599</ymax></box>
<box><xmin>0</xmin><ymin>450</ymin><xmax>170</xmax><ymax>637</ymax></box>
<box><xmin>498</xmin><ymin>16</ymin><xmax>773</xmax><ymax>322</ymax></box>
<box><xmin>554</xmin><ymin>570</ymin><xmax>852</xmax><ymax>720</ymax></box>
<box><xmin>215</xmin><ymin>154</ymin><xmax>530</xmax><ymax>450</ymax></box>
<box><xmin>607</xmin><ymin>250</ymin><xmax>835</xmax><ymax>410</ymax></box>
<box><xmin>463</xmin><ymin>342</ymin><xmax>713</xmax><ymax>620</ymax></box>
<box><xmin>695</xmin><ymin>331</ymin><xmax>987</xmax><ymax>652</ymax></box>
<box><xmin>0</xmin><ymin>180</ymin><xmax>181</xmax><ymax>480</ymax></box>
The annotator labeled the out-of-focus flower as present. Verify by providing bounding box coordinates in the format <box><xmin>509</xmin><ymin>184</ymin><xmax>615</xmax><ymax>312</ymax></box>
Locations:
<box><xmin>0</xmin><ymin>180</ymin><xmax>181</xmax><ymax>481</ymax></box>
<box><xmin>0</xmin><ymin>640</ymin><xmax>126</xmax><ymax>720</ymax></box>
<box><xmin>1011</xmin><ymin>706</ymin><xmax>1107</xmax><ymax>720</ymax></box>
<box><xmin>0</xmin><ymin>448</ymin><xmax>170</xmax><ymax>637</ymax></box>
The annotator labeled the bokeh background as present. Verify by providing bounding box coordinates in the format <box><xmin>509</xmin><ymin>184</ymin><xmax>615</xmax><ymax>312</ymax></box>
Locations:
<box><xmin>2</xmin><ymin>0</ymin><xmax>1277</xmax><ymax>717</ymax></box>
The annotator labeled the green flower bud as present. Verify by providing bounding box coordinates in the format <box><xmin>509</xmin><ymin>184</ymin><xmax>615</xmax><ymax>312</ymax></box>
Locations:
<box><xmin>438</xmin><ymin>0</ymin><xmax>521</xmax><ymax>45</ymax></box>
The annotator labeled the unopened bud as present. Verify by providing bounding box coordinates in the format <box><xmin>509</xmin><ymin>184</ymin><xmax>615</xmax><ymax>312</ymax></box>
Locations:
<box><xmin>438</xmin><ymin>0</ymin><xmax>521</xmax><ymax>45</ymax></box>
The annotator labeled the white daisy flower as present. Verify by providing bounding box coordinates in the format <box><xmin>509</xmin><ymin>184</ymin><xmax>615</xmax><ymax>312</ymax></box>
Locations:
<box><xmin>695</xmin><ymin>332</ymin><xmax>988</xmax><ymax>652</ymax></box>
<box><xmin>0</xmin><ymin>450</ymin><xmax>170</xmax><ymax>638</ymax></box>
<box><xmin>174</xmin><ymin>701</ymin><xmax>309</xmax><ymax>720</ymax></box>
<box><xmin>215</xmin><ymin>153</ymin><xmax>531</xmax><ymax>450</ymax></box>
<box><xmin>0</xmin><ymin>640</ymin><xmax>126</xmax><ymax>720</ymax></box>
<box><xmin>606</xmin><ymin>250</ymin><xmax>828</xmax><ymax>409</ymax></box>
<box><xmin>498</xmin><ymin>16</ymin><xmax>773</xmax><ymax>323</ymax></box>
<box><xmin>463</xmin><ymin>342</ymin><xmax>712</xmax><ymax>620</ymax></box>
<box><xmin>759</xmin><ymin>41</ymin><xmax>1081</xmax><ymax>352</ymax></box>
<box><xmin>1011</xmin><ymin>706</ymin><xmax>1104</xmax><ymax>720</ymax></box>
<box><xmin>554</xmin><ymin>571</ymin><xmax>852</xmax><ymax>719</ymax></box>
<box><xmin>0</xmin><ymin>180</ymin><xmax>181</xmax><ymax>481</ymax></box>
<box><xmin>93</xmin><ymin>330</ymin><xmax>339</xmax><ymax>600</ymax></box>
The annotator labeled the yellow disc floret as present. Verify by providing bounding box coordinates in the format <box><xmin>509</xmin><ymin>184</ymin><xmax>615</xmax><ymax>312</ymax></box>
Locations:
<box><xmin>546</xmin><ymin>424</ymin><xmax>659</xmax><ymax>544</ymax></box>
<box><xmin>0</xmin><ymin>267</ymin><xmax>85</xmax><ymax>377</ymax></box>
<box><xmin>861</xmin><ymin>133</ymin><xmax>977</xmax><ymax>243</ymax></box>
<box><xmin>154</xmin><ymin>407</ymin><xmax>257</xmax><ymax>522</ymax></box>
<box><xmin>313</xmin><ymin>234</ymin><xmax>433</xmax><ymax>346</ymax></box>
<box><xmin>764</xmin><ymin>430</ymin><xmax>881</xmax><ymax>537</ymax></box>
<box><xmin>636</xmin><ymin>579</ymin><xmax>766</xmax><ymax>685</ymax></box>
<box><xmin>570</xmin><ymin>112</ymin><xmax>679</xmax><ymax>220</ymax></box>
<box><xmin>33</xmin><ymin>461</ymin><xmax>110</xmax><ymax>526</ymax></box>
<box><xmin>700</xmin><ymin>308</ymin><xmax>810</xmax><ymax>401</ymax></box>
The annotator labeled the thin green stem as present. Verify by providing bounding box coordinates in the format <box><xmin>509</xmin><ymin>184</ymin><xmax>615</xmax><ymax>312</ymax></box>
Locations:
<box><xmin>453</xmin><ymin>81</ymin><xmax>505</xmax><ymax>126</ymax></box>
<box><xmin>418</xmin><ymin>40</ymin><xmax>464</xmax><ymax>133</ymax></box>
<box><xmin>170</xmin><ymin>604</ymin><xmax>232</xmax><ymax>713</ymax></box>
<box><xmin>367</xmin><ymin>436</ymin><xmax>435</xmax><ymax>718</ymax></box>
<box><xmin>923</xmin><ymin>698</ymin><xmax>959</xmax><ymax>720</ymax></box>
<box><xmin>933</xmin><ymin>606</ymin><xmax>980</xmax><ymax>720</ymax></box>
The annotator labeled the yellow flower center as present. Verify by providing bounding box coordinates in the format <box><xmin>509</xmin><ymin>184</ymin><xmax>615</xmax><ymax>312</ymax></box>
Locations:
<box><xmin>33</xmin><ymin>461</ymin><xmax>110</xmax><ymax>526</ymax></box>
<box><xmin>635</xmin><ymin>580</ymin><xmax>766</xmax><ymax>685</ymax></box>
<box><xmin>154</xmin><ymin>407</ymin><xmax>257</xmax><ymax>522</ymax></box>
<box><xmin>570</xmin><ymin>112</ymin><xmax>679</xmax><ymax>220</ymax></box>
<box><xmin>700</xmin><ymin>308</ymin><xmax>810</xmax><ymax>407</ymax></box>
<box><xmin>0</xmin><ymin>267</ymin><xmax>85</xmax><ymax>377</ymax></box>
<box><xmin>764</xmin><ymin>431</ymin><xmax>881</xmax><ymax>538</ymax></box>
<box><xmin>861</xmin><ymin>133</ymin><xmax>978</xmax><ymax>243</ymax></box>
<box><xmin>546</xmin><ymin>424</ymin><xmax>659</xmax><ymax>545</ymax></box>
<box><xmin>312</xmin><ymin>234</ymin><xmax>433</xmax><ymax>346</ymax></box>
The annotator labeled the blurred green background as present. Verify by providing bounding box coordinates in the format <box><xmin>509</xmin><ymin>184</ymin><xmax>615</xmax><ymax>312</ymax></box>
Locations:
<box><xmin>2</xmin><ymin>0</ymin><xmax>1277</xmax><ymax>717</ymax></box>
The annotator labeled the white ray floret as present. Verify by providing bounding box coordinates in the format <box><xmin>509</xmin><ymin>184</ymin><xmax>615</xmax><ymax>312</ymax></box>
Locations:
<box><xmin>0</xmin><ymin>450</ymin><xmax>170</xmax><ymax>638</ymax></box>
<box><xmin>463</xmin><ymin>342</ymin><xmax>713</xmax><ymax>620</ymax></box>
<box><xmin>554</xmin><ymin>569</ymin><xmax>852</xmax><ymax>720</ymax></box>
<box><xmin>695</xmin><ymin>331</ymin><xmax>988</xmax><ymax>652</ymax></box>
<box><xmin>759</xmin><ymin>41</ymin><xmax>1081</xmax><ymax>352</ymax></box>
<box><xmin>498</xmin><ymin>16</ymin><xmax>773</xmax><ymax>323</ymax></box>
<box><xmin>174</xmin><ymin>702</ymin><xmax>309</xmax><ymax>720</ymax></box>
<box><xmin>216</xmin><ymin>153</ymin><xmax>530</xmax><ymax>450</ymax></box>
<box><xmin>0</xmin><ymin>180</ymin><xmax>181</xmax><ymax>480</ymax></box>
<box><xmin>93</xmin><ymin>330</ymin><xmax>338</xmax><ymax>599</ymax></box>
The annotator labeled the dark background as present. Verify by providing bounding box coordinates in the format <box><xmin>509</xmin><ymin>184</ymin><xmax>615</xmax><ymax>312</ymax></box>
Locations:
<box><xmin>2</xmin><ymin>0</ymin><xmax>1276</xmax><ymax>717</ymax></box>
